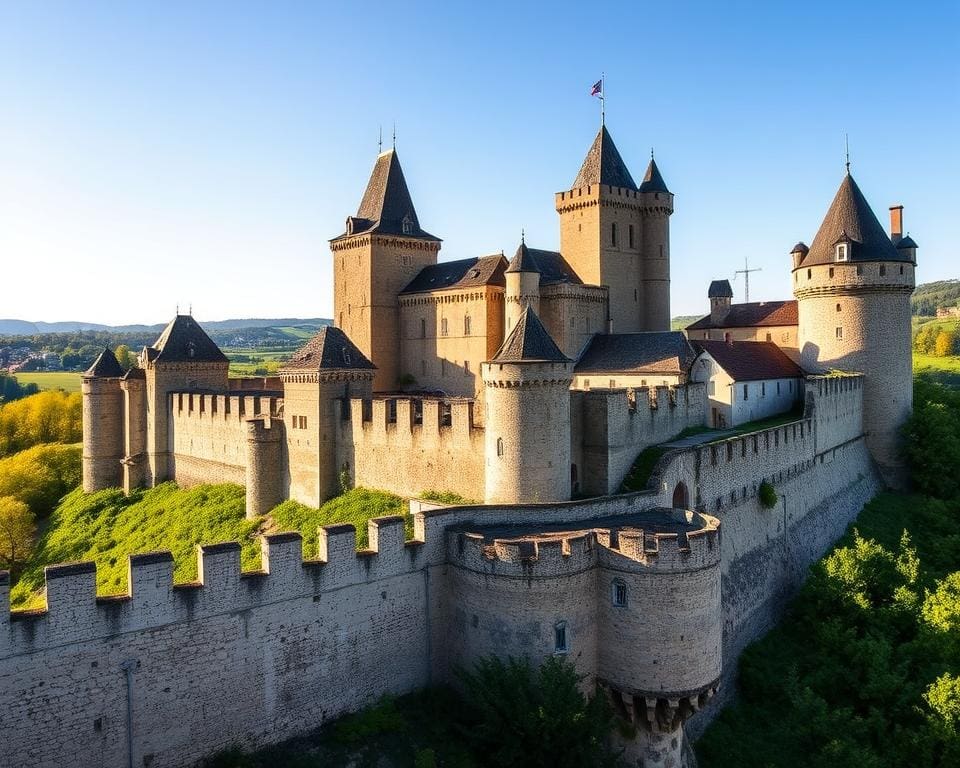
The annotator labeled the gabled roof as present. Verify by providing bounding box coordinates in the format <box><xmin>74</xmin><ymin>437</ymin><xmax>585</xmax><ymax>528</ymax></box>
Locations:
<box><xmin>575</xmin><ymin>332</ymin><xmax>696</xmax><ymax>376</ymax></box>
<box><xmin>334</xmin><ymin>150</ymin><xmax>439</xmax><ymax>242</ymax></box>
<box><xmin>493</xmin><ymin>307</ymin><xmax>570</xmax><ymax>363</ymax></box>
<box><xmin>798</xmin><ymin>174</ymin><xmax>907</xmax><ymax>267</ymax></box>
<box><xmin>638</xmin><ymin>156</ymin><xmax>670</xmax><ymax>194</ymax></box>
<box><xmin>572</xmin><ymin>126</ymin><xmax>637</xmax><ymax>191</ymax></box>
<box><xmin>686</xmin><ymin>300</ymin><xmax>798</xmax><ymax>331</ymax></box>
<box><xmin>149</xmin><ymin>315</ymin><xmax>228</xmax><ymax>364</ymax></box>
<box><xmin>506</xmin><ymin>241</ymin><xmax>538</xmax><ymax>273</ymax></box>
<box><xmin>282</xmin><ymin>326</ymin><xmax>375</xmax><ymax>371</ymax></box>
<box><xmin>401</xmin><ymin>254</ymin><xmax>508</xmax><ymax>295</ymax></box>
<box><xmin>504</xmin><ymin>246</ymin><xmax>582</xmax><ymax>286</ymax></box>
<box><xmin>693</xmin><ymin>340</ymin><xmax>803</xmax><ymax>382</ymax></box>
<box><xmin>84</xmin><ymin>347</ymin><xmax>124</xmax><ymax>378</ymax></box>
<box><xmin>708</xmin><ymin>280</ymin><xmax>733</xmax><ymax>299</ymax></box>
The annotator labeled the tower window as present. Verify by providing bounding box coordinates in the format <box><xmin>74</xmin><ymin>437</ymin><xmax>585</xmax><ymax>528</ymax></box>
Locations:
<box><xmin>777</xmin><ymin>381</ymin><xmax>781</xmax><ymax>394</ymax></box>
<box><xmin>634</xmin><ymin>288</ymin><xmax>638</xmax><ymax>302</ymax></box>
<box><xmin>464</xmin><ymin>316</ymin><xmax>472</xmax><ymax>336</ymax></box>
<box><xmin>628</xmin><ymin>224</ymin><xmax>634</xmax><ymax>249</ymax></box>
<box><xmin>761</xmin><ymin>382</ymin><xmax>766</xmax><ymax>397</ymax></box>
<box><xmin>554</xmin><ymin>621</ymin><xmax>568</xmax><ymax>654</ymax></box>
<box><xmin>835</xmin><ymin>243</ymin><xmax>849</xmax><ymax>261</ymax></box>
<box><xmin>743</xmin><ymin>384</ymin><xmax>749</xmax><ymax>401</ymax></box>
<box><xmin>611</xmin><ymin>580</ymin><xmax>627</xmax><ymax>607</ymax></box>
<box><xmin>440</xmin><ymin>318</ymin><xmax>448</xmax><ymax>336</ymax></box>
<box><xmin>900</xmin><ymin>265</ymin><xmax>904</xmax><ymax>275</ymax></box>
<box><xmin>879</xmin><ymin>265</ymin><xmax>887</xmax><ymax>276</ymax></box>
<box><xmin>497</xmin><ymin>437</ymin><xmax>504</xmax><ymax>457</ymax></box>
<box><xmin>766</xmin><ymin>332</ymin><xmax>772</xmax><ymax>342</ymax></box>
<box><xmin>342</xmin><ymin>349</ymin><xmax>352</xmax><ymax>365</ymax></box>
<box><xmin>464</xmin><ymin>360</ymin><xmax>470</xmax><ymax>374</ymax></box>
<box><xmin>836</xmin><ymin>327</ymin><xmax>843</xmax><ymax>340</ymax></box>
<box><xmin>611</xmin><ymin>222</ymin><xmax>618</xmax><ymax>247</ymax></box>
<box><xmin>420</xmin><ymin>318</ymin><xmax>426</xmax><ymax>338</ymax></box>
<box><xmin>829</xmin><ymin>267</ymin><xmax>834</xmax><ymax>278</ymax></box>
<box><xmin>836</xmin><ymin>303</ymin><xmax>842</xmax><ymax>312</ymax></box>
<box><xmin>402</xmin><ymin>216</ymin><xmax>413</xmax><ymax>235</ymax></box>
<box><xmin>857</xmin><ymin>265</ymin><xmax>863</xmax><ymax>276</ymax></box>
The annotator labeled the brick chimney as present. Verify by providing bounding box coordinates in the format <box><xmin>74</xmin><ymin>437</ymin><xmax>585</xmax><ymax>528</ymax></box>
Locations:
<box><xmin>889</xmin><ymin>205</ymin><xmax>903</xmax><ymax>245</ymax></box>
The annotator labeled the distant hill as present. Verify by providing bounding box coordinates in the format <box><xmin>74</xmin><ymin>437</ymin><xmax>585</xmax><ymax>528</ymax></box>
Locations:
<box><xmin>0</xmin><ymin>318</ymin><xmax>330</xmax><ymax>336</ymax></box>
<box><xmin>912</xmin><ymin>280</ymin><xmax>960</xmax><ymax>317</ymax></box>
<box><xmin>671</xmin><ymin>315</ymin><xmax>702</xmax><ymax>331</ymax></box>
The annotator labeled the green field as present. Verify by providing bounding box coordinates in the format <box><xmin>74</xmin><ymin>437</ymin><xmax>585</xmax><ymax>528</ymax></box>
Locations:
<box><xmin>914</xmin><ymin>353</ymin><xmax>960</xmax><ymax>388</ymax></box>
<box><xmin>13</xmin><ymin>371</ymin><xmax>82</xmax><ymax>393</ymax></box>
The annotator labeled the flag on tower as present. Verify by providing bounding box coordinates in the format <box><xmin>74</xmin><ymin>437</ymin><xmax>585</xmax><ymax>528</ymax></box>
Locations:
<box><xmin>590</xmin><ymin>80</ymin><xmax>603</xmax><ymax>97</ymax></box>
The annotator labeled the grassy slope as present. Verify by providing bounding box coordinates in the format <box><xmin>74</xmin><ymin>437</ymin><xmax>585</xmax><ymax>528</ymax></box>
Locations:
<box><xmin>12</xmin><ymin>371</ymin><xmax>81</xmax><ymax>393</ymax></box>
<box><xmin>10</xmin><ymin>484</ymin><xmax>406</xmax><ymax>609</ymax></box>
<box><xmin>914</xmin><ymin>353</ymin><xmax>960</xmax><ymax>389</ymax></box>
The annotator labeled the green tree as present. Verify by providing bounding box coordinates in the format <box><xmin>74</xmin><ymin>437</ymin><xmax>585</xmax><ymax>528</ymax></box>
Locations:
<box><xmin>457</xmin><ymin>655</ymin><xmax>622</xmax><ymax>768</ymax></box>
<box><xmin>0</xmin><ymin>496</ymin><xmax>36</xmax><ymax>573</ymax></box>
<box><xmin>904</xmin><ymin>378</ymin><xmax>960</xmax><ymax>499</ymax></box>
<box><xmin>114</xmin><ymin>344</ymin><xmax>134</xmax><ymax>370</ymax></box>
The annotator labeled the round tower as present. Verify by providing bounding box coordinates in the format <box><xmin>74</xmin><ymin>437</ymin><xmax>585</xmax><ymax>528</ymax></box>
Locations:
<box><xmin>793</xmin><ymin>174</ymin><xmax>916</xmax><ymax>488</ymax></box>
<box><xmin>481</xmin><ymin>307</ymin><xmax>573</xmax><ymax>504</ymax></box>
<box><xmin>245</xmin><ymin>417</ymin><xmax>283</xmax><ymax>519</ymax></box>
<box><xmin>638</xmin><ymin>154</ymin><xmax>674</xmax><ymax>331</ymax></box>
<box><xmin>81</xmin><ymin>348</ymin><xmax>125</xmax><ymax>492</ymax></box>
<box><xmin>504</xmin><ymin>239</ymin><xmax>541</xmax><ymax>332</ymax></box>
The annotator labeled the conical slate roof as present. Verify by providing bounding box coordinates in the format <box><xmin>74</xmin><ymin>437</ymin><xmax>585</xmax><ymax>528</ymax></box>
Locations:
<box><xmin>799</xmin><ymin>174</ymin><xmax>907</xmax><ymax>267</ymax></box>
<box><xmin>896</xmin><ymin>235</ymin><xmax>918</xmax><ymax>249</ymax></box>
<box><xmin>506</xmin><ymin>241</ymin><xmax>539</xmax><ymax>273</ymax></box>
<box><xmin>336</xmin><ymin>150</ymin><xmax>439</xmax><ymax>241</ymax></box>
<box><xmin>572</xmin><ymin>126</ymin><xmax>637</xmax><ymax>191</ymax></box>
<box><xmin>282</xmin><ymin>326</ymin><xmax>375</xmax><ymax>371</ymax></box>
<box><xmin>708</xmin><ymin>279</ymin><xmax>733</xmax><ymax>299</ymax></box>
<box><xmin>493</xmin><ymin>307</ymin><xmax>570</xmax><ymax>363</ymax></box>
<box><xmin>150</xmin><ymin>315</ymin><xmax>228</xmax><ymax>364</ymax></box>
<box><xmin>638</xmin><ymin>157</ymin><xmax>670</xmax><ymax>194</ymax></box>
<box><xmin>84</xmin><ymin>347</ymin><xmax>124</xmax><ymax>378</ymax></box>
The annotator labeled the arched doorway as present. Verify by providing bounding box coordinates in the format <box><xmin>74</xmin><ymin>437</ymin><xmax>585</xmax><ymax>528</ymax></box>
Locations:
<box><xmin>672</xmin><ymin>481</ymin><xmax>689</xmax><ymax>510</ymax></box>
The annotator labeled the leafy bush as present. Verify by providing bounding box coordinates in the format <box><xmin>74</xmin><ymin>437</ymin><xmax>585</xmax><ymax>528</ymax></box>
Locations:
<box><xmin>0</xmin><ymin>443</ymin><xmax>81</xmax><ymax>517</ymax></box>
<box><xmin>419</xmin><ymin>489</ymin><xmax>477</xmax><ymax>505</ymax></box>
<box><xmin>758</xmin><ymin>480</ymin><xmax>778</xmax><ymax>509</ymax></box>
<box><xmin>0</xmin><ymin>373</ymin><xmax>40</xmax><ymax>404</ymax></box>
<box><xmin>457</xmin><ymin>655</ymin><xmax>622</xmax><ymax>768</ymax></box>
<box><xmin>904</xmin><ymin>377</ymin><xmax>960</xmax><ymax>499</ymax></box>
<box><xmin>0</xmin><ymin>496</ymin><xmax>36</xmax><ymax>573</ymax></box>
<box><xmin>0</xmin><ymin>390</ymin><xmax>82</xmax><ymax>457</ymax></box>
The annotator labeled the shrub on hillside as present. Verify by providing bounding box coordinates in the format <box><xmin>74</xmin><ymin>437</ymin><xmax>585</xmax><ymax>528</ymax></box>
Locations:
<box><xmin>456</xmin><ymin>656</ymin><xmax>623</xmax><ymax>768</ymax></box>
<box><xmin>0</xmin><ymin>373</ymin><xmax>40</xmax><ymax>404</ymax></box>
<box><xmin>0</xmin><ymin>496</ymin><xmax>36</xmax><ymax>574</ymax></box>
<box><xmin>0</xmin><ymin>443</ymin><xmax>81</xmax><ymax>517</ymax></box>
<box><xmin>0</xmin><ymin>390</ymin><xmax>82</xmax><ymax>457</ymax></box>
<box><xmin>904</xmin><ymin>377</ymin><xmax>960</xmax><ymax>499</ymax></box>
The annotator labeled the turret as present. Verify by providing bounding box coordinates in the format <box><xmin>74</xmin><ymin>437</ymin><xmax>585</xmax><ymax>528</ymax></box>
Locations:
<box><xmin>330</xmin><ymin>149</ymin><xmax>441</xmax><ymax>391</ymax></box>
<box><xmin>707</xmin><ymin>279</ymin><xmax>733</xmax><ymax>324</ymax></box>
<box><xmin>556</xmin><ymin>126</ymin><xmax>672</xmax><ymax>333</ymax></box>
<box><xmin>638</xmin><ymin>154</ymin><xmax>674</xmax><ymax>331</ymax></box>
<box><xmin>793</xmin><ymin>173</ymin><xmax>916</xmax><ymax>488</ymax></box>
<box><xmin>81</xmin><ymin>348</ymin><xmax>125</xmax><ymax>492</ymax></box>
<box><xmin>504</xmin><ymin>238</ymin><xmax>541</xmax><ymax>331</ymax></box>
<box><xmin>481</xmin><ymin>307</ymin><xmax>574</xmax><ymax>504</ymax></box>
<box><xmin>141</xmin><ymin>315</ymin><xmax>230</xmax><ymax>486</ymax></box>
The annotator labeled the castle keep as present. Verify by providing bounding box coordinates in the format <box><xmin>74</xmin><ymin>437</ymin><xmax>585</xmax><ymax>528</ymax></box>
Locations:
<box><xmin>2</xmin><ymin>126</ymin><xmax>916</xmax><ymax>768</ymax></box>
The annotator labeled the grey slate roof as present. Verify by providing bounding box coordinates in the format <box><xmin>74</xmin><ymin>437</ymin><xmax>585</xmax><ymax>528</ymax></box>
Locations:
<box><xmin>708</xmin><ymin>280</ymin><xmax>733</xmax><ymax>299</ymax></box>
<box><xmin>150</xmin><ymin>316</ymin><xmax>228</xmax><ymax>364</ymax></box>
<box><xmin>575</xmin><ymin>332</ymin><xmax>696</xmax><ymax>376</ymax></box>
<box><xmin>798</xmin><ymin>174</ymin><xmax>909</xmax><ymax>267</ymax></box>
<box><xmin>282</xmin><ymin>326</ymin><xmax>375</xmax><ymax>371</ymax></box>
<box><xmin>84</xmin><ymin>348</ymin><xmax>124</xmax><ymax>378</ymax></box>
<box><xmin>506</xmin><ymin>241</ymin><xmax>539</xmax><ymax>273</ymax></box>
<box><xmin>505</xmin><ymin>246</ymin><xmax>582</xmax><ymax>285</ymax></box>
<box><xmin>333</xmin><ymin>150</ymin><xmax>439</xmax><ymax>242</ymax></box>
<box><xmin>401</xmin><ymin>254</ymin><xmax>508</xmax><ymax>295</ymax></box>
<box><xmin>791</xmin><ymin>242</ymin><xmax>809</xmax><ymax>254</ymax></box>
<box><xmin>572</xmin><ymin>126</ymin><xmax>637</xmax><ymax>191</ymax></box>
<box><xmin>493</xmin><ymin>307</ymin><xmax>570</xmax><ymax>363</ymax></box>
<box><xmin>638</xmin><ymin>157</ymin><xmax>670</xmax><ymax>194</ymax></box>
<box><xmin>896</xmin><ymin>235</ymin><xmax>918</xmax><ymax>249</ymax></box>
<box><xmin>686</xmin><ymin>300</ymin><xmax>798</xmax><ymax>331</ymax></box>
<box><xmin>693</xmin><ymin>340</ymin><xmax>803</xmax><ymax>382</ymax></box>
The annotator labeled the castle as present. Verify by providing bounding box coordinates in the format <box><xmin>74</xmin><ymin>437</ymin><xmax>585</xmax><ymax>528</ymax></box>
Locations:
<box><xmin>1</xmin><ymin>124</ymin><xmax>916</xmax><ymax>768</ymax></box>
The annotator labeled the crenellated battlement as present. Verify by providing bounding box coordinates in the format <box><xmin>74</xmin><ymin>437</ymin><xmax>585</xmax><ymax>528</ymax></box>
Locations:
<box><xmin>342</xmin><ymin>396</ymin><xmax>480</xmax><ymax>437</ymax></box>
<box><xmin>169</xmin><ymin>391</ymin><xmax>283</xmax><ymax>422</ymax></box>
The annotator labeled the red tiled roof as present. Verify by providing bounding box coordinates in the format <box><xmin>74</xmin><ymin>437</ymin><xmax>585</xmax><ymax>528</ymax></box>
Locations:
<box><xmin>686</xmin><ymin>300</ymin><xmax>798</xmax><ymax>331</ymax></box>
<box><xmin>693</xmin><ymin>340</ymin><xmax>803</xmax><ymax>382</ymax></box>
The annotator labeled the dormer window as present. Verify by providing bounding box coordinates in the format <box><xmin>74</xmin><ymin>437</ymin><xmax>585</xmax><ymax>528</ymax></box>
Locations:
<box><xmin>342</xmin><ymin>349</ymin><xmax>352</xmax><ymax>366</ymax></box>
<box><xmin>835</xmin><ymin>243</ymin><xmax>849</xmax><ymax>262</ymax></box>
<box><xmin>346</xmin><ymin>216</ymin><xmax>355</xmax><ymax>235</ymax></box>
<box><xmin>402</xmin><ymin>215</ymin><xmax>414</xmax><ymax>235</ymax></box>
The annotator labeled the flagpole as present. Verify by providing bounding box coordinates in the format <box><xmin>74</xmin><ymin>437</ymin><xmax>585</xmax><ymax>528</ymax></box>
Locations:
<box><xmin>601</xmin><ymin>72</ymin><xmax>605</xmax><ymax>126</ymax></box>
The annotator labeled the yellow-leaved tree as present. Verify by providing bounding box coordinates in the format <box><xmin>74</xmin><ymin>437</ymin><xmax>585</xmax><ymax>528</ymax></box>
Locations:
<box><xmin>0</xmin><ymin>496</ymin><xmax>36</xmax><ymax>574</ymax></box>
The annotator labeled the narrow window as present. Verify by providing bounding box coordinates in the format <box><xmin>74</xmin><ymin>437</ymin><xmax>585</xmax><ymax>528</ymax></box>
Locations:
<box><xmin>497</xmin><ymin>437</ymin><xmax>504</xmax><ymax>457</ymax></box>
<box><xmin>611</xmin><ymin>222</ymin><xmax>618</xmax><ymax>247</ymax></box>
<box><xmin>879</xmin><ymin>264</ymin><xmax>887</xmax><ymax>276</ymax></box>
<box><xmin>441</xmin><ymin>318</ymin><xmax>448</xmax><ymax>336</ymax></box>
<box><xmin>464</xmin><ymin>360</ymin><xmax>470</xmax><ymax>374</ymax></box>
<box><xmin>836</xmin><ymin>327</ymin><xmax>843</xmax><ymax>340</ymax></box>
<box><xmin>464</xmin><ymin>316</ymin><xmax>472</xmax><ymax>336</ymax></box>
<box><xmin>777</xmin><ymin>381</ymin><xmax>781</xmax><ymax>395</ymax></box>
<box><xmin>609</xmin><ymin>379</ymin><xmax>616</xmax><ymax>389</ymax></box>
<box><xmin>761</xmin><ymin>382</ymin><xmax>766</xmax><ymax>397</ymax></box>
<box><xmin>628</xmin><ymin>224</ymin><xmax>634</xmax><ymax>249</ymax></box>
<box><xmin>611</xmin><ymin>580</ymin><xmax>627</xmax><ymax>607</ymax></box>
<box><xmin>743</xmin><ymin>384</ymin><xmax>749</xmax><ymax>401</ymax></box>
<box><xmin>835</xmin><ymin>243</ymin><xmax>848</xmax><ymax>261</ymax></box>
<box><xmin>342</xmin><ymin>349</ymin><xmax>352</xmax><ymax>365</ymax></box>
<box><xmin>807</xmin><ymin>269</ymin><xmax>812</xmax><ymax>279</ymax></box>
<box><xmin>836</xmin><ymin>303</ymin><xmax>842</xmax><ymax>312</ymax></box>
<box><xmin>766</xmin><ymin>332</ymin><xmax>772</xmax><ymax>342</ymax></box>
<box><xmin>420</xmin><ymin>318</ymin><xmax>426</xmax><ymax>338</ymax></box>
<box><xmin>708</xmin><ymin>381</ymin><xmax>716</xmax><ymax>396</ymax></box>
<box><xmin>634</xmin><ymin>288</ymin><xmax>638</xmax><ymax>302</ymax></box>
<box><xmin>554</xmin><ymin>621</ymin><xmax>568</xmax><ymax>654</ymax></box>
<box><xmin>829</xmin><ymin>267</ymin><xmax>835</xmax><ymax>278</ymax></box>
<box><xmin>899</xmin><ymin>265</ymin><xmax>904</xmax><ymax>275</ymax></box>
<box><xmin>440</xmin><ymin>402</ymin><xmax>452</xmax><ymax>427</ymax></box>
<box><xmin>584</xmin><ymin>379</ymin><xmax>590</xmax><ymax>389</ymax></box>
<box><xmin>856</xmin><ymin>265</ymin><xmax>863</xmax><ymax>276</ymax></box>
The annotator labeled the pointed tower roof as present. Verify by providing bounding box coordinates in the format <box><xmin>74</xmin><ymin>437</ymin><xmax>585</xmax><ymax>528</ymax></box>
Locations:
<box><xmin>493</xmin><ymin>307</ymin><xmax>570</xmax><ymax>363</ymax></box>
<box><xmin>281</xmin><ymin>326</ymin><xmax>375</xmax><ymax>372</ymax></box>
<box><xmin>506</xmin><ymin>240</ymin><xmax>540</xmax><ymax>273</ymax></box>
<box><xmin>335</xmin><ymin>149</ymin><xmax>439</xmax><ymax>241</ymax></box>
<box><xmin>638</xmin><ymin>156</ymin><xmax>670</xmax><ymax>193</ymax></box>
<box><xmin>800</xmin><ymin>174</ymin><xmax>907</xmax><ymax>267</ymax></box>
<box><xmin>149</xmin><ymin>315</ymin><xmax>228</xmax><ymax>364</ymax></box>
<box><xmin>84</xmin><ymin>347</ymin><xmax>124</xmax><ymax>378</ymax></box>
<box><xmin>708</xmin><ymin>280</ymin><xmax>733</xmax><ymax>299</ymax></box>
<box><xmin>572</xmin><ymin>126</ymin><xmax>637</xmax><ymax>191</ymax></box>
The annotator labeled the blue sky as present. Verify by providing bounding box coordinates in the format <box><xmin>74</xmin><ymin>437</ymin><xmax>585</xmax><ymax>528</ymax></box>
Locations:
<box><xmin>1</xmin><ymin>1</ymin><xmax>957</xmax><ymax>324</ymax></box>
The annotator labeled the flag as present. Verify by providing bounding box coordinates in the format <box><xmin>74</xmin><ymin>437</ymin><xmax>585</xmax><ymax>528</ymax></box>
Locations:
<box><xmin>590</xmin><ymin>80</ymin><xmax>603</xmax><ymax>97</ymax></box>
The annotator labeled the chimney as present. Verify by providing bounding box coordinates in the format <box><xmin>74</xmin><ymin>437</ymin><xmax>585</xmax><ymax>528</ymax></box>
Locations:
<box><xmin>889</xmin><ymin>205</ymin><xmax>903</xmax><ymax>244</ymax></box>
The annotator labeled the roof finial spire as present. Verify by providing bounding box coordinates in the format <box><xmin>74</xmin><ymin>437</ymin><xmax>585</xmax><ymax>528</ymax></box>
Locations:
<box><xmin>189</xmin><ymin>303</ymin><xmax>192</xmax><ymax>316</ymax></box>
<box><xmin>845</xmin><ymin>133</ymin><xmax>850</xmax><ymax>175</ymax></box>
<box><xmin>521</xmin><ymin>228</ymin><xmax>525</xmax><ymax>244</ymax></box>
<box><xmin>378</xmin><ymin>125</ymin><xmax>382</xmax><ymax>153</ymax></box>
<box><xmin>176</xmin><ymin>303</ymin><xmax>179</xmax><ymax>315</ymax></box>
<box><xmin>651</xmin><ymin>146</ymin><xmax>654</xmax><ymax>159</ymax></box>
<box><xmin>392</xmin><ymin>123</ymin><xmax>396</xmax><ymax>150</ymax></box>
